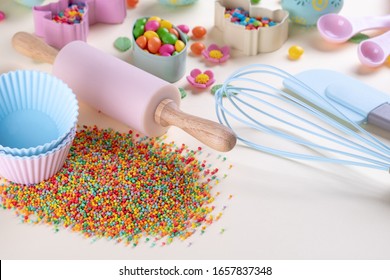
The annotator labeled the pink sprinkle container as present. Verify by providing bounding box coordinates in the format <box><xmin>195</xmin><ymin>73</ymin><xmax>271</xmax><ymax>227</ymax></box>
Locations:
<box><xmin>33</xmin><ymin>0</ymin><xmax>126</xmax><ymax>49</ymax></box>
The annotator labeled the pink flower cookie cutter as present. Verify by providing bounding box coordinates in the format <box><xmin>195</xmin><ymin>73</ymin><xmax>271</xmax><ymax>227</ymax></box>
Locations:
<box><xmin>33</xmin><ymin>0</ymin><xmax>126</xmax><ymax>49</ymax></box>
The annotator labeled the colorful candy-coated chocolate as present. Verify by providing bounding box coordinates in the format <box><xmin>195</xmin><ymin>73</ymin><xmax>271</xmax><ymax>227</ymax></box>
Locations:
<box><xmin>145</xmin><ymin>20</ymin><xmax>160</xmax><ymax>32</ymax></box>
<box><xmin>136</xmin><ymin>17</ymin><xmax>147</xmax><ymax>26</ymax></box>
<box><xmin>160</xmin><ymin>19</ymin><xmax>173</xmax><ymax>30</ymax></box>
<box><xmin>114</xmin><ymin>37</ymin><xmax>132</xmax><ymax>52</ymax></box>
<box><xmin>144</xmin><ymin>30</ymin><xmax>159</xmax><ymax>40</ymax></box>
<box><xmin>147</xmin><ymin>36</ymin><xmax>162</xmax><ymax>53</ymax></box>
<box><xmin>190</xmin><ymin>42</ymin><xmax>206</xmax><ymax>55</ymax></box>
<box><xmin>161</xmin><ymin>32</ymin><xmax>178</xmax><ymax>45</ymax></box>
<box><xmin>169</xmin><ymin>28</ymin><xmax>179</xmax><ymax>38</ymax></box>
<box><xmin>192</xmin><ymin>26</ymin><xmax>207</xmax><ymax>39</ymax></box>
<box><xmin>177</xmin><ymin>24</ymin><xmax>190</xmax><ymax>34</ymax></box>
<box><xmin>157</xmin><ymin>27</ymin><xmax>169</xmax><ymax>38</ymax></box>
<box><xmin>288</xmin><ymin>45</ymin><xmax>304</xmax><ymax>60</ymax></box>
<box><xmin>159</xmin><ymin>44</ymin><xmax>175</xmax><ymax>55</ymax></box>
<box><xmin>175</xmin><ymin>40</ymin><xmax>186</xmax><ymax>52</ymax></box>
<box><xmin>126</xmin><ymin>0</ymin><xmax>139</xmax><ymax>8</ymax></box>
<box><xmin>148</xmin><ymin>16</ymin><xmax>161</xmax><ymax>22</ymax></box>
<box><xmin>133</xmin><ymin>24</ymin><xmax>145</xmax><ymax>38</ymax></box>
<box><xmin>135</xmin><ymin>35</ymin><xmax>147</xmax><ymax>49</ymax></box>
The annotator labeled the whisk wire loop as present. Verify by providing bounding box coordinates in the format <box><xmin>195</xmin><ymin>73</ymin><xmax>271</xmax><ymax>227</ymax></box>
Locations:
<box><xmin>215</xmin><ymin>64</ymin><xmax>390</xmax><ymax>171</ymax></box>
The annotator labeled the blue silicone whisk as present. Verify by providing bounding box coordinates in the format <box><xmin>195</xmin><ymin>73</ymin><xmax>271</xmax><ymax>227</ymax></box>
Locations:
<box><xmin>215</xmin><ymin>64</ymin><xmax>390</xmax><ymax>171</ymax></box>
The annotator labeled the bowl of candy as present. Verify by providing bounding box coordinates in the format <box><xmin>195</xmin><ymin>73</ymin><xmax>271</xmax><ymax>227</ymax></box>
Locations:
<box><xmin>132</xmin><ymin>16</ymin><xmax>188</xmax><ymax>83</ymax></box>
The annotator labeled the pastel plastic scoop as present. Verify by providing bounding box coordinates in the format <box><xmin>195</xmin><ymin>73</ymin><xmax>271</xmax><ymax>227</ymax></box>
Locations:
<box><xmin>317</xmin><ymin>13</ymin><xmax>390</xmax><ymax>43</ymax></box>
<box><xmin>12</xmin><ymin>32</ymin><xmax>236</xmax><ymax>152</ymax></box>
<box><xmin>358</xmin><ymin>30</ymin><xmax>390</xmax><ymax>67</ymax></box>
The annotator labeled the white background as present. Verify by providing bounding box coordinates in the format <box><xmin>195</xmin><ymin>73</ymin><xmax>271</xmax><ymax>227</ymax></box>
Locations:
<box><xmin>1</xmin><ymin>0</ymin><xmax>390</xmax><ymax>260</ymax></box>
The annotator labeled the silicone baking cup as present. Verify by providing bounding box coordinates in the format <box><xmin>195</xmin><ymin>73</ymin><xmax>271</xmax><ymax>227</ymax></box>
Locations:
<box><xmin>0</xmin><ymin>127</ymin><xmax>76</xmax><ymax>185</ymax></box>
<box><xmin>0</xmin><ymin>70</ymin><xmax>78</xmax><ymax>157</ymax></box>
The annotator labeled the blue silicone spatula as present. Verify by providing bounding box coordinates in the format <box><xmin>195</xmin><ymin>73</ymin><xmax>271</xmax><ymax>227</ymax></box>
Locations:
<box><xmin>283</xmin><ymin>69</ymin><xmax>390</xmax><ymax>131</ymax></box>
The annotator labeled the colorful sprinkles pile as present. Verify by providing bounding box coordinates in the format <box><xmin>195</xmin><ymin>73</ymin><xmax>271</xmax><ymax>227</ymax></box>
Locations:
<box><xmin>52</xmin><ymin>3</ymin><xmax>86</xmax><ymax>24</ymax></box>
<box><xmin>0</xmin><ymin>126</ymin><xmax>232</xmax><ymax>247</ymax></box>
<box><xmin>224</xmin><ymin>7</ymin><xmax>278</xmax><ymax>29</ymax></box>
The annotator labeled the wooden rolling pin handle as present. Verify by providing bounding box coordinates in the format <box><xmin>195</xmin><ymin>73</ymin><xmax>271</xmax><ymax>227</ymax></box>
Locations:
<box><xmin>155</xmin><ymin>99</ymin><xmax>237</xmax><ymax>152</ymax></box>
<box><xmin>12</xmin><ymin>32</ymin><xmax>58</xmax><ymax>64</ymax></box>
<box><xmin>12</xmin><ymin>32</ymin><xmax>237</xmax><ymax>152</ymax></box>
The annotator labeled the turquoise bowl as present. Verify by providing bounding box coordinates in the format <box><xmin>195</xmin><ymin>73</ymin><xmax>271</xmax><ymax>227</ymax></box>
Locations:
<box><xmin>281</xmin><ymin>0</ymin><xmax>344</xmax><ymax>26</ymax></box>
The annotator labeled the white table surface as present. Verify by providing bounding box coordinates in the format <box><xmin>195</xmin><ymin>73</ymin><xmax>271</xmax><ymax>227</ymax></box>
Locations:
<box><xmin>1</xmin><ymin>0</ymin><xmax>390</xmax><ymax>260</ymax></box>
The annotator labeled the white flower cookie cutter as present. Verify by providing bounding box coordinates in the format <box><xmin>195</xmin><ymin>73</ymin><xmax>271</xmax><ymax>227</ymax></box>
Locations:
<box><xmin>214</xmin><ymin>0</ymin><xmax>289</xmax><ymax>56</ymax></box>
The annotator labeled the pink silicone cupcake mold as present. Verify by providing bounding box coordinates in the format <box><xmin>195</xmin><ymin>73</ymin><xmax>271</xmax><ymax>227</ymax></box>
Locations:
<box><xmin>0</xmin><ymin>127</ymin><xmax>76</xmax><ymax>185</ymax></box>
<box><xmin>33</xmin><ymin>0</ymin><xmax>126</xmax><ymax>49</ymax></box>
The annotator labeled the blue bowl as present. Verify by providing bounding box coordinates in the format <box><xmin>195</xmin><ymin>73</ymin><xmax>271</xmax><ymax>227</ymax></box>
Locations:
<box><xmin>0</xmin><ymin>70</ymin><xmax>78</xmax><ymax>157</ymax></box>
<box><xmin>281</xmin><ymin>0</ymin><xmax>343</xmax><ymax>26</ymax></box>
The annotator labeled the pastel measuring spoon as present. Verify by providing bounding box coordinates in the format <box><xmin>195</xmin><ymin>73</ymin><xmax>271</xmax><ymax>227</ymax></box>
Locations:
<box><xmin>317</xmin><ymin>13</ymin><xmax>390</xmax><ymax>43</ymax></box>
<box><xmin>358</xmin><ymin>30</ymin><xmax>390</xmax><ymax>67</ymax></box>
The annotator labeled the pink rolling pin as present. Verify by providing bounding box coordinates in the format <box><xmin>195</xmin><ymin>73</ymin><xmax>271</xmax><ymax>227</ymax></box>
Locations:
<box><xmin>12</xmin><ymin>32</ymin><xmax>236</xmax><ymax>152</ymax></box>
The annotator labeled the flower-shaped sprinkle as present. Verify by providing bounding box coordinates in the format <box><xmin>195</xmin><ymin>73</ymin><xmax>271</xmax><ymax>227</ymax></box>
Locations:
<box><xmin>202</xmin><ymin>44</ymin><xmax>230</xmax><ymax>63</ymax></box>
<box><xmin>187</xmin><ymin>69</ymin><xmax>215</xmax><ymax>89</ymax></box>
